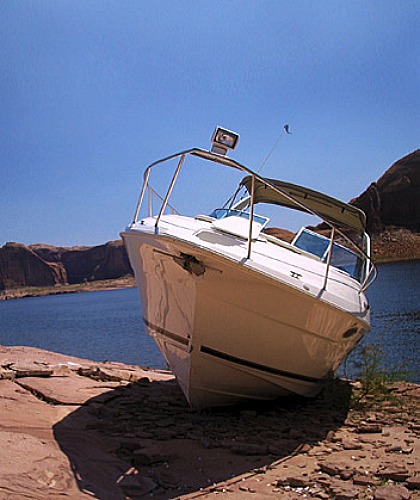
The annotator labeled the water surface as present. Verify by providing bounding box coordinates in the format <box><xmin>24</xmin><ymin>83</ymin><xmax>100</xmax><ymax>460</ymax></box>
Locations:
<box><xmin>0</xmin><ymin>288</ymin><xmax>166</xmax><ymax>368</ymax></box>
<box><xmin>346</xmin><ymin>259</ymin><xmax>419</xmax><ymax>381</ymax></box>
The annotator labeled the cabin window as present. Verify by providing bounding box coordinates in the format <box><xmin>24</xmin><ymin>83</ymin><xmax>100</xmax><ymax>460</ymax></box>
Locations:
<box><xmin>293</xmin><ymin>228</ymin><xmax>363</xmax><ymax>281</ymax></box>
<box><xmin>330</xmin><ymin>245</ymin><xmax>364</xmax><ymax>282</ymax></box>
<box><xmin>293</xmin><ymin>229</ymin><xmax>330</xmax><ymax>259</ymax></box>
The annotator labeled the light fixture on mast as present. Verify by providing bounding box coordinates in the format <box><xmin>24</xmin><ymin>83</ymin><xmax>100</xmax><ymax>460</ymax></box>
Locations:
<box><xmin>211</xmin><ymin>126</ymin><xmax>239</xmax><ymax>156</ymax></box>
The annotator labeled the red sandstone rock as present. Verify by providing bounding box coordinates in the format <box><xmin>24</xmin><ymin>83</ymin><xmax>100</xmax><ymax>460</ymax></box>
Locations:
<box><xmin>351</xmin><ymin>149</ymin><xmax>420</xmax><ymax>234</ymax></box>
<box><xmin>0</xmin><ymin>242</ymin><xmax>65</xmax><ymax>290</ymax></box>
<box><xmin>319</xmin><ymin>461</ymin><xmax>350</xmax><ymax>476</ymax></box>
<box><xmin>0</xmin><ymin>345</ymin><xmax>419</xmax><ymax>500</ymax></box>
<box><xmin>10</xmin><ymin>362</ymin><xmax>53</xmax><ymax>378</ymax></box>
<box><xmin>374</xmin><ymin>483</ymin><xmax>411</xmax><ymax>500</ymax></box>
<box><xmin>406</xmin><ymin>475</ymin><xmax>420</xmax><ymax>490</ymax></box>
<box><xmin>287</xmin><ymin>474</ymin><xmax>314</xmax><ymax>487</ymax></box>
<box><xmin>0</xmin><ymin>239</ymin><xmax>133</xmax><ymax>291</ymax></box>
<box><xmin>262</xmin><ymin>227</ymin><xmax>295</xmax><ymax>242</ymax></box>
<box><xmin>356</xmin><ymin>423</ymin><xmax>383</xmax><ymax>433</ymax></box>
<box><xmin>377</xmin><ymin>465</ymin><xmax>410</xmax><ymax>482</ymax></box>
<box><xmin>328</xmin><ymin>478</ymin><xmax>361</xmax><ymax>499</ymax></box>
<box><xmin>352</xmin><ymin>474</ymin><xmax>382</xmax><ymax>486</ymax></box>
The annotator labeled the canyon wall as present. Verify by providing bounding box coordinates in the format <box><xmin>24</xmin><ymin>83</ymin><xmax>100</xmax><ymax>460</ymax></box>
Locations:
<box><xmin>0</xmin><ymin>240</ymin><xmax>132</xmax><ymax>291</ymax></box>
<box><xmin>351</xmin><ymin>149</ymin><xmax>420</xmax><ymax>235</ymax></box>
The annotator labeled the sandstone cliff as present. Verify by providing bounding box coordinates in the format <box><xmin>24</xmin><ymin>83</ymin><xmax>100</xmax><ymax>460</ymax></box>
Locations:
<box><xmin>30</xmin><ymin>240</ymin><xmax>133</xmax><ymax>284</ymax></box>
<box><xmin>0</xmin><ymin>240</ymin><xmax>132</xmax><ymax>291</ymax></box>
<box><xmin>0</xmin><ymin>243</ymin><xmax>66</xmax><ymax>290</ymax></box>
<box><xmin>351</xmin><ymin>149</ymin><xmax>420</xmax><ymax>235</ymax></box>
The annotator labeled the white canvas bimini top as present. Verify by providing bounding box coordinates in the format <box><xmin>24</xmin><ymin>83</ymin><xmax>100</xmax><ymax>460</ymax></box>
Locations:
<box><xmin>240</xmin><ymin>176</ymin><xmax>367</xmax><ymax>235</ymax></box>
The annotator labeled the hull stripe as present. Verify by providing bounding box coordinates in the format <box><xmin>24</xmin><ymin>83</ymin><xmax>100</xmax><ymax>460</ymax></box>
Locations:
<box><xmin>143</xmin><ymin>318</ymin><xmax>190</xmax><ymax>346</ymax></box>
<box><xmin>200</xmin><ymin>345</ymin><xmax>324</xmax><ymax>384</ymax></box>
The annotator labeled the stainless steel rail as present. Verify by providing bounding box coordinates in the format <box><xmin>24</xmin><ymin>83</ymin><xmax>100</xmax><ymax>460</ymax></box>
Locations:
<box><xmin>131</xmin><ymin>147</ymin><xmax>376</xmax><ymax>291</ymax></box>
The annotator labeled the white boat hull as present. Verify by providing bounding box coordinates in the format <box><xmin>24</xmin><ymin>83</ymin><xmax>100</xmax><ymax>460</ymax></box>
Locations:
<box><xmin>123</xmin><ymin>218</ymin><xmax>370</xmax><ymax>408</ymax></box>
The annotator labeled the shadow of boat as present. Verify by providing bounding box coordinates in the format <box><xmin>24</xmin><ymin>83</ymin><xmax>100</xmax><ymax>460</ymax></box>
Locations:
<box><xmin>53</xmin><ymin>376</ymin><xmax>352</xmax><ymax>499</ymax></box>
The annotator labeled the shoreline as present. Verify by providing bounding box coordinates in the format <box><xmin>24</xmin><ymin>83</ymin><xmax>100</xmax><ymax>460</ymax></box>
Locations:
<box><xmin>0</xmin><ymin>276</ymin><xmax>136</xmax><ymax>300</ymax></box>
<box><xmin>0</xmin><ymin>345</ymin><xmax>419</xmax><ymax>499</ymax></box>
<box><xmin>371</xmin><ymin>230</ymin><xmax>420</xmax><ymax>264</ymax></box>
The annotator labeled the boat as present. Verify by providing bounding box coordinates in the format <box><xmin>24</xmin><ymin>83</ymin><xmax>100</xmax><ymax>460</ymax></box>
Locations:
<box><xmin>121</xmin><ymin>127</ymin><xmax>376</xmax><ymax>408</ymax></box>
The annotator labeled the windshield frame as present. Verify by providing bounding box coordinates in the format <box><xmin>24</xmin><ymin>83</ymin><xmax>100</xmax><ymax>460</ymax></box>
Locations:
<box><xmin>292</xmin><ymin>228</ymin><xmax>365</xmax><ymax>282</ymax></box>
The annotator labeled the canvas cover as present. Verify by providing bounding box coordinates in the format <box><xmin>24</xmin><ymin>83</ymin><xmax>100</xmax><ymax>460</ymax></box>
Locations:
<box><xmin>240</xmin><ymin>176</ymin><xmax>366</xmax><ymax>234</ymax></box>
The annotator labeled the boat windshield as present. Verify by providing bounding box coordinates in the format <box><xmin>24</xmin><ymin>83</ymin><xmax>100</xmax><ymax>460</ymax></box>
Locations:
<box><xmin>293</xmin><ymin>228</ymin><xmax>364</xmax><ymax>282</ymax></box>
<box><xmin>209</xmin><ymin>209</ymin><xmax>269</xmax><ymax>228</ymax></box>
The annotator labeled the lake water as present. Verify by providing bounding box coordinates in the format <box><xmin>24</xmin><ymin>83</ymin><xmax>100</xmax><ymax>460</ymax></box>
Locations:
<box><xmin>351</xmin><ymin>259</ymin><xmax>419</xmax><ymax>382</ymax></box>
<box><xmin>0</xmin><ymin>287</ymin><xmax>166</xmax><ymax>369</ymax></box>
<box><xmin>0</xmin><ymin>261</ymin><xmax>418</xmax><ymax>382</ymax></box>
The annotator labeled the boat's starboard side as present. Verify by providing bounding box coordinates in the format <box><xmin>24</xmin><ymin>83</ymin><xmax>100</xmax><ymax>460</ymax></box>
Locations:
<box><xmin>122</xmin><ymin>216</ymin><xmax>370</xmax><ymax>407</ymax></box>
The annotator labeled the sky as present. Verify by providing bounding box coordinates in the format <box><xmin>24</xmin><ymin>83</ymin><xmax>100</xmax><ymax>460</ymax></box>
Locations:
<box><xmin>1</xmin><ymin>0</ymin><xmax>419</xmax><ymax>247</ymax></box>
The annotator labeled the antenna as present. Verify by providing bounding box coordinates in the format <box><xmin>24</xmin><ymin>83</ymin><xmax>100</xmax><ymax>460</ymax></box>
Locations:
<box><xmin>257</xmin><ymin>124</ymin><xmax>291</xmax><ymax>173</ymax></box>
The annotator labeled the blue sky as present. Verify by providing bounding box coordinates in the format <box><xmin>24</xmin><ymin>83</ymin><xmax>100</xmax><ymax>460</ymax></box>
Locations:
<box><xmin>1</xmin><ymin>1</ymin><xmax>419</xmax><ymax>247</ymax></box>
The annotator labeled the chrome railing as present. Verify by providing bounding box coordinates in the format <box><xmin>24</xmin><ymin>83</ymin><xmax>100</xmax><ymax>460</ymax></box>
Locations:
<box><xmin>131</xmin><ymin>148</ymin><xmax>376</xmax><ymax>291</ymax></box>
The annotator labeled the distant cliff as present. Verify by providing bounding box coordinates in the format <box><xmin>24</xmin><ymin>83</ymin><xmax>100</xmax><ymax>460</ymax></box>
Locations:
<box><xmin>0</xmin><ymin>243</ymin><xmax>66</xmax><ymax>290</ymax></box>
<box><xmin>0</xmin><ymin>240</ymin><xmax>133</xmax><ymax>291</ymax></box>
<box><xmin>351</xmin><ymin>149</ymin><xmax>420</xmax><ymax>235</ymax></box>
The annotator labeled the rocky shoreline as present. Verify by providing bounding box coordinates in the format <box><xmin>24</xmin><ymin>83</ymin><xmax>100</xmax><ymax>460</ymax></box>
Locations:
<box><xmin>0</xmin><ymin>346</ymin><xmax>419</xmax><ymax>499</ymax></box>
<box><xmin>371</xmin><ymin>230</ymin><xmax>420</xmax><ymax>264</ymax></box>
<box><xmin>0</xmin><ymin>275</ymin><xmax>136</xmax><ymax>301</ymax></box>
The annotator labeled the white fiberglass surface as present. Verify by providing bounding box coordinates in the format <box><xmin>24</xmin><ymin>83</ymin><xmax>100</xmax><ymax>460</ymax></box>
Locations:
<box><xmin>136</xmin><ymin>215</ymin><xmax>363</xmax><ymax>293</ymax></box>
<box><xmin>130</xmin><ymin>216</ymin><xmax>367</xmax><ymax>319</ymax></box>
